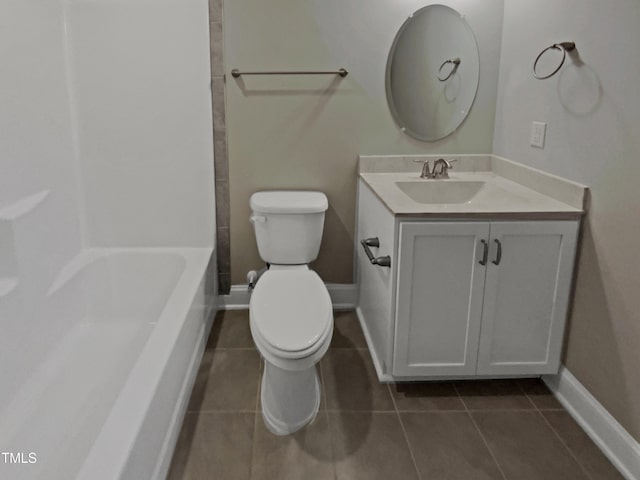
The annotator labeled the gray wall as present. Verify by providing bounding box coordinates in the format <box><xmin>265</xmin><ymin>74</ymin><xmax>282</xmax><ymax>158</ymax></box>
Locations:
<box><xmin>223</xmin><ymin>0</ymin><xmax>504</xmax><ymax>283</ymax></box>
<box><xmin>493</xmin><ymin>0</ymin><xmax>640</xmax><ymax>442</ymax></box>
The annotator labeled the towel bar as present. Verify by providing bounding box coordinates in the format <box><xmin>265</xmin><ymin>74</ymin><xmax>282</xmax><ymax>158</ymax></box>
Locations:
<box><xmin>231</xmin><ymin>68</ymin><xmax>348</xmax><ymax>78</ymax></box>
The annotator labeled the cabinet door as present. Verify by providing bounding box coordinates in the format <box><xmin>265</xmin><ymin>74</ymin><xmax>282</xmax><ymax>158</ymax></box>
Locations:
<box><xmin>393</xmin><ymin>222</ymin><xmax>489</xmax><ymax>376</ymax></box>
<box><xmin>477</xmin><ymin>221</ymin><xmax>578</xmax><ymax>375</ymax></box>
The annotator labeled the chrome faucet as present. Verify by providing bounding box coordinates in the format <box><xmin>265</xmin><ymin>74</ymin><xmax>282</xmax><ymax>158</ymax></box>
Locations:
<box><xmin>432</xmin><ymin>158</ymin><xmax>454</xmax><ymax>179</ymax></box>
<box><xmin>414</xmin><ymin>158</ymin><xmax>456</xmax><ymax>179</ymax></box>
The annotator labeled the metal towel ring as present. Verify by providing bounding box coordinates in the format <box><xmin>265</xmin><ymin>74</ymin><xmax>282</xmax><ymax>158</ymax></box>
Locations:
<box><xmin>533</xmin><ymin>42</ymin><xmax>576</xmax><ymax>79</ymax></box>
<box><xmin>438</xmin><ymin>57</ymin><xmax>461</xmax><ymax>81</ymax></box>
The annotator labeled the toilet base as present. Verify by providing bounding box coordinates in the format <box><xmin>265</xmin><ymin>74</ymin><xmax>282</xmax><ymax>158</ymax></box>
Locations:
<box><xmin>260</xmin><ymin>362</ymin><xmax>321</xmax><ymax>436</ymax></box>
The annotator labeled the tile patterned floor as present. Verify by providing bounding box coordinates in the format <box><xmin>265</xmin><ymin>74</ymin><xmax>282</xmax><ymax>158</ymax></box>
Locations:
<box><xmin>167</xmin><ymin>310</ymin><xmax>623</xmax><ymax>480</ymax></box>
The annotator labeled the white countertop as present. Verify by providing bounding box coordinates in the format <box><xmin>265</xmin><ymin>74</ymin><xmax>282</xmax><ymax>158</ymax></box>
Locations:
<box><xmin>358</xmin><ymin>155</ymin><xmax>587</xmax><ymax>218</ymax></box>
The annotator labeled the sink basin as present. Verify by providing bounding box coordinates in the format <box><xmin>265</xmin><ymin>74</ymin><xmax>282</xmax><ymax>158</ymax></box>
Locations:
<box><xmin>395</xmin><ymin>181</ymin><xmax>487</xmax><ymax>204</ymax></box>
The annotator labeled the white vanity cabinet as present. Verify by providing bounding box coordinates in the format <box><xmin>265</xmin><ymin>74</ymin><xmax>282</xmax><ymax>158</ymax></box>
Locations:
<box><xmin>356</xmin><ymin>180</ymin><xmax>580</xmax><ymax>380</ymax></box>
<box><xmin>393</xmin><ymin>219</ymin><xmax>578</xmax><ymax>377</ymax></box>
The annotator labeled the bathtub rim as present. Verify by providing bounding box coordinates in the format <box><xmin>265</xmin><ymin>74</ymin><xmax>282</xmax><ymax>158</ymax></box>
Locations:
<box><xmin>75</xmin><ymin>246</ymin><xmax>214</xmax><ymax>480</ymax></box>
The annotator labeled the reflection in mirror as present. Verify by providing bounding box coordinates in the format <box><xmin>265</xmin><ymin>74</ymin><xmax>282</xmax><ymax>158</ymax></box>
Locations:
<box><xmin>386</xmin><ymin>4</ymin><xmax>480</xmax><ymax>142</ymax></box>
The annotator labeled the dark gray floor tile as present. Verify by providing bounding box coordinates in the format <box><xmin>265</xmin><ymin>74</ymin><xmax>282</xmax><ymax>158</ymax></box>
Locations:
<box><xmin>251</xmin><ymin>412</ymin><xmax>335</xmax><ymax>480</ymax></box>
<box><xmin>189</xmin><ymin>349</ymin><xmax>260</xmax><ymax>412</ymax></box>
<box><xmin>174</xmin><ymin>312</ymin><xmax>619</xmax><ymax>480</ymax></box>
<box><xmin>542</xmin><ymin>411</ymin><xmax>624</xmax><ymax>480</ymax></box>
<box><xmin>329</xmin><ymin>412</ymin><xmax>419</xmax><ymax>480</ymax></box>
<box><xmin>207</xmin><ymin>309</ymin><xmax>254</xmax><ymax>349</ymax></box>
<box><xmin>322</xmin><ymin>349</ymin><xmax>394</xmax><ymax>411</ymax></box>
<box><xmin>518</xmin><ymin>378</ymin><xmax>564</xmax><ymax>410</ymax></box>
<box><xmin>455</xmin><ymin>379</ymin><xmax>535</xmax><ymax>410</ymax></box>
<box><xmin>401</xmin><ymin>412</ymin><xmax>504</xmax><ymax>479</ymax></box>
<box><xmin>472</xmin><ymin>411</ymin><xmax>588</xmax><ymax>480</ymax></box>
<box><xmin>167</xmin><ymin>412</ymin><xmax>254</xmax><ymax>480</ymax></box>
<box><xmin>330</xmin><ymin>311</ymin><xmax>367</xmax><ymax>349</ymax></box>
<box><xmin>390</xmin><ymin>381</ymin><xmax>465</xmax><ymax>411</ymax></box>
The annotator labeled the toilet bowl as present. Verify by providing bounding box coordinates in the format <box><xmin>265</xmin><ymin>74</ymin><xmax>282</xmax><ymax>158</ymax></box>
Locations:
<box><xmin>248</xmin><ymin>191</ymin><xmax>333</xmax><ymax>435</ymax></box>
<box><xmin>250</xmin><ymin>266</ymin><xmax>332</xmax><ymax>435</ymax></box>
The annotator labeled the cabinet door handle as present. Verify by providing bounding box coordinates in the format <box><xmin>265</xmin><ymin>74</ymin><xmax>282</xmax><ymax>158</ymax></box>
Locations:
<box><xmin>360</xmin><ymin>237</ymin><xmax>391</xmax><ymax>268</ymax></box>
<box><xmin>492</xmin><ymin>239</ymin><xmax>502</xmax><ymax>265</ymax></box>
<box><xmin>479</xmin><ymin>239</ymin><xmax>489</xmax><ymax>266</ymax></box>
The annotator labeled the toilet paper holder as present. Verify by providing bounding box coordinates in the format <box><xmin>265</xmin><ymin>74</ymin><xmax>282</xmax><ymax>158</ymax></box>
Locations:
<box><xmin>360</xmin><ymin>237</ymin><xmax>391</xmax><ymax>268</ymax></box>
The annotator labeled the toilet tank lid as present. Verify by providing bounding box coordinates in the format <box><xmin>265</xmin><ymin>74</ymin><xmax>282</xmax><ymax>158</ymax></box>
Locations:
<box><xmin>250</xmin><ymin>191</ymin><xmax>328</xmax><ymax>214</ymax></box>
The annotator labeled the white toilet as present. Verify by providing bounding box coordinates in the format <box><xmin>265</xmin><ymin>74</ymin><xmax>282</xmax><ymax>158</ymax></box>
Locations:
<box><xmin>248</xmin><ymin>191</ymin><xmax>333</xmax><ymax>435</ymax></box>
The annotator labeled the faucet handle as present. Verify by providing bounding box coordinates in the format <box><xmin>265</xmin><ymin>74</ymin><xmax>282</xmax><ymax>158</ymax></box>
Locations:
<box><xmin>435</xmin><ymin>158</ymin><xmax>457</xmax><ymax>168</ymax></box>
<box><xmin>413</xmin><ymin>159</ymin><xmax>432</xmax><ymax>178</ymax></box>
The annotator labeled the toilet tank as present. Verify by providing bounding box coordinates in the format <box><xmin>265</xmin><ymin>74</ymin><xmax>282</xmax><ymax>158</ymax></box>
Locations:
<box><xmin>250</xmin><ymin>191</ymin><xmax>328</xmax><ymax>264</ymax></box>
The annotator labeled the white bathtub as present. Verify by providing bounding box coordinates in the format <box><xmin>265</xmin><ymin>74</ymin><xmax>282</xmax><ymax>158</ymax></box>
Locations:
<box><xmin>0</xmin><ymin>248</ymin><xmax>215</xmax><ymax>480</ymax></box>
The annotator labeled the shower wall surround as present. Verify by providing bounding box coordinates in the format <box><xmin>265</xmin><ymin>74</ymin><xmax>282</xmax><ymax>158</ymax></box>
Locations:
<box><xmin>0</xmin><ymin>0</ymin><xmax>85</xmax><ymax>408</ymax></box>
<box><xmin>68</xmin><ymin>0</ymin><xmax>215</xmax><ymax>247</ymax></box>
<box><xmin>1</xmin><ymin>0</ymin><xmax>216</xmax><ymax>477</ymax></box>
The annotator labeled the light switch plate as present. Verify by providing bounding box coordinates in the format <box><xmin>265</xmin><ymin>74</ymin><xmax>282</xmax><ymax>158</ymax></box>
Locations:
<box><xmin>530</xmin><ymin>121</ymin><xmax>547</xmax><ymax>148</ymax></box>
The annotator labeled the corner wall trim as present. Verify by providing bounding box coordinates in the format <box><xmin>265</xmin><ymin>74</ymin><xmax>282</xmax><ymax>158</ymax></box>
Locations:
<box><xmin>543</xmin><ymin>367</ymin><xmax>640</xmax><ymax>480</ymax></box>
<box><xmin>219</xmin><ymin>283</ymin><xmax>358</xmax><ymax>311</ymax></box>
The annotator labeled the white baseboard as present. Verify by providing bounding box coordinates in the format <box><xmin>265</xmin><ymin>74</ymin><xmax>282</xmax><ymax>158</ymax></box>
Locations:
<box><xmin>218</xmin><ymin>285</ymin><xmax>253</xmax><ymax>310</ymax></box>
<box><xmin>543</xmin><ymin>367</ymin><xmax>640</xmax><ymax>480</ymax></box>
<box><xmin>219</xmin><ymin>283</ymin><xmax>358</xmax><ymax>311</ymax></box>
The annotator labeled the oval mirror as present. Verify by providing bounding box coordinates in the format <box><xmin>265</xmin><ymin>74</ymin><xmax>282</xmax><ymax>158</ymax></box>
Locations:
<box><xmin>385</xmin><ymin>5</ymin><xmax>480</xmax><ymax>142</ymax></box>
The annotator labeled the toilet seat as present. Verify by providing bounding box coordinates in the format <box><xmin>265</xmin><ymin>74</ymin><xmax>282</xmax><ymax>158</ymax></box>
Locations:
<box><xmin>250</xmin><ymin>268</ymin><xmax>332</xmax><ymax>357</ymax></box>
